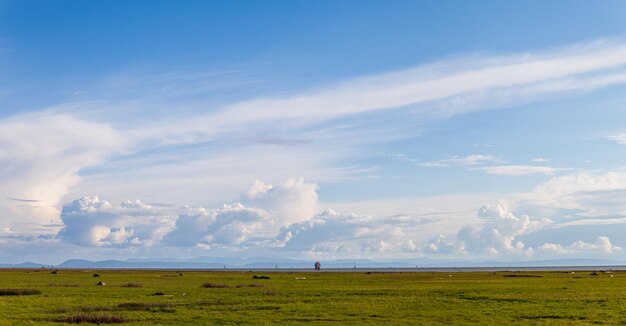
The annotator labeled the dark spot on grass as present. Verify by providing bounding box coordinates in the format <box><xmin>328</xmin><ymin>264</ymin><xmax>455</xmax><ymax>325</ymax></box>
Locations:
<box><xmin>254</xmin><ymin>305</ymin><xmax>280</xmax><ymax>310</ymax></box>
<box><xmin>117</xmin><ymin>302</ymin><xmax>175</xmax><ymax>312</ymax></box>
<box><xmin>202</xmin><ymin>282</ymin><xmax>230</xmax><ymax>288</ymax></box>
<box><xmin>457</xmin><ymin>295</ymin><xmax>528</xmax><ymax>303</ymax></box>
<box><xmin>518</xmin><ymin>315</ymin><xmax>587</xmax><ymax>320</ymax></box>
<box><xmin>118</xmin><ymin>302</ymin><xmax>172</xmax><ymax>310</ymax></box>
<box><xmin>283</xmin><ymin>318</ymin><xmax>340</xmax><ymax>322</ymax></box>
<box><xmin>48</xmin><ymin>283</ymin><xmax>80</xmax><ymax>287</ymax></box>
<box><xmin>51</xmin><ymin>270</ymin><xmax>58</xmax><ymax>274</ymax></box>
<box><xmin>0</xmin><ymin>288</ymin><xmax>41</xmax><ymax>296</ymax></box>
<box><xmin>121</xmin><ymin>282</ymin><xmax>143</xmax><ymax>288</ymax></box>
<box><xmin>151</xmin><ymin>292</ymin><xmax>166</xmax><ymax>296</ymax></box>
<box><xmin>252</xmin><ymin>275</ymin><xmax>270</xmax><ymax>279</ymax></box>
<box><xmin>347</xmin><ymin>292</ymin><xmax>388</xmax><ymax>296</ymax></box>
<box><xmin>235</xmin><ymin>283</ymin><xmax>264</xmax><ymax>288</ymax></box>
<box><xmin>93</xmin><ymin>274</ymin><xmax>100</xmax><ymax>278</ymax></box>
<box><xmin>263</xmin><ymin>289</ymin><xmax>278</xmax><ymax>296</ymax></box>
<box><xmin>56</xmin><ymin>313</ymin><xmax>128</xmax><ymax>324</ymax></box>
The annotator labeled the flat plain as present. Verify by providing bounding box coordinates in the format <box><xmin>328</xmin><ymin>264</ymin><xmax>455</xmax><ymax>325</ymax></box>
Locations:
<box><xmin>0</xmin><ymin>269</ymin><xmax>624</xmax><ymax>325</ymax></box>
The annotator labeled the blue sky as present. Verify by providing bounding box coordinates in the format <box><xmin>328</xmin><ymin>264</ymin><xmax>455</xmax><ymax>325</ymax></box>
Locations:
<box><xmin>2</xmin><ymin>1</ymin><xmax>626</xmax><ymax>264</ymax></box>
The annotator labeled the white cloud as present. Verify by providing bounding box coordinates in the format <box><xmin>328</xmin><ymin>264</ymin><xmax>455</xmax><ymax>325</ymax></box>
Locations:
<box><xmin>51</xmin><ymin>172</ymin><xmax>626</xmax><ymax>260</ymax></box>
<box><xmin>479</xmin><ymin>165</ymin><xmax>563</xmax><ymax>176</ymax></box>
<box><xmin>48</xmin><ymin>40</ymin><xmax>626</xmax><ymax>154</ymax></box>
<box><xmin>242</xmin><ymin>178</ymin><xmax>318</xmax><ymax>224</ymax></box>
<box><xmin>200</xmin><ymin>40</ymin><xmax>626</xmax><ymax>131</ymax></box>
<box><xmin>0</xmin><ymin>113</ymin><xmax>125</xmax><ymax>233</ymax></box>
<box><xmin>520</xmin><ymin>171</ymin><xmax>626</xmax><ymax>217</ymax></box>
<box><xmin>531</xmin><ymin>157</ymin><xmax>550</xmax><ymax>163</ymax></box>
<box><xmin>607</xmin><ymin>132</ymin><xmax>626</xmax><ymax>145</ymax></box>
<box><xmin>275</xmin><ymin>209</ymin><xmax>420</xmax><ymax>255</ymax></box>
<box><xmin>426</xmin><ymin>202</ymin><xmax>551</xmax><ymax>256</ymax></box>
<box><xmin>164</xmin><ymin>203</ymin><xmax>273</xmax><ymax>248</ymax></box>
<box><xmin>164</xmin><ymin>178</ymin><xmax>319</xmax><ymax>248</ymax></box>
<box><xmin>59</xmin><ymin>196</ymin><xmax>175</xmax><ymax>247</ymax></box>
<box><xmin>419</xmin><ymin>154</ymin><xmax>499</xmax><ymax>168</ymax></box>
<box><xmin>539</xmin><ymin>236</ymin><xmax>621</xmax><ymax>254</ymax></box>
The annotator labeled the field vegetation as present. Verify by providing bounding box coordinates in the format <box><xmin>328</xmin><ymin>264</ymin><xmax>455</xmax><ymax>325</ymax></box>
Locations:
<box><xmin>0</xmin><ymin>269</ymin><xmax>623</xmax><ymax>324</ymax></box>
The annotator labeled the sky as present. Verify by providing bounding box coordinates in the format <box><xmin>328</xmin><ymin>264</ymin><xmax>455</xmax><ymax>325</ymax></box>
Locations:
<box><xmin>1</xmin><ymin>1</ymin><xmax>626</xmax><ymax>264</ymax></box>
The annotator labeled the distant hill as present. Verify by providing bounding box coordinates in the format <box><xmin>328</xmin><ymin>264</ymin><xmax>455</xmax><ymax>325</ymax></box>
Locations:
<box><xmin>0</xmin><ymin>257</ymin><xmax>624</xmax><ymax>269</ymax></box>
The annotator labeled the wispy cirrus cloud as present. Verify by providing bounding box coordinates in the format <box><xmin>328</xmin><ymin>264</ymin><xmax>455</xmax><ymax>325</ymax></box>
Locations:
<box><xmin>201</xmin><ymin>40</ymin><xmax>626</xmax><ymax>132</ymax></box>
<box><xmin>43</xmin><ymin>39</ymin><xmax>626</xmax><ymax>152</ymax></box>
<box><xmin>478</xmin><ymin>165</ymin><xmax>566</xmax><ymax>176</ymax></box>
<box><xmin>606</xmin><ymin>132</ymin><xmax>626</xmax><ymax>145</ymax></box>
<box><xmin>419</xmin><ymin>154</ymin><xmax>499</xmax><ymax>168</ymax></box>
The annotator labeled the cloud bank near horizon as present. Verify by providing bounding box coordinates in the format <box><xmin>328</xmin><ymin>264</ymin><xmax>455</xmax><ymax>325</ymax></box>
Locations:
<box><xmin>46</xmin><ymin>173</ymin><xmax>626</xmax><ymax>261</ymax></box>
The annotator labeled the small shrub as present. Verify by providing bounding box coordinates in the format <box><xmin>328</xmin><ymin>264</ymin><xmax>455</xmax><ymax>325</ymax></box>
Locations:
<box><xmin>93</xmin><ymin>274</ymin><xmax>100</xmax><ymax>278</ymax></box>
<box><xmin>51</xmin><ymin>270</ymin><xmax>58</xmax><ymax>275</ymax></box>
<box><xmin>202</xmin><ymin>282</ymin><xmax>230</xmax><ymax>288</ymax></box>
<box><xmin>0</xmin><ymin>289</ymin><xmax>41</xmax><ymax>296</ymax></box>
<box><xmin>57</xmin><ymin>313</ymin><xmax>127</xmax><ymax>324</ymax></box>
<box><xmin>121</xmin><ymin>283</ymin><xmax>143</xmax><ymax>288</ymax></box>
<box><xmin>252</xmin><ymin>275</ymin><xmax>270</xmax><ymax>279</ymax></box>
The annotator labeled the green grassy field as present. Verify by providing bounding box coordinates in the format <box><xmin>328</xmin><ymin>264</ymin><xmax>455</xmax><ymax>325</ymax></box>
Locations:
<box><xmin>0</xmin><ymin>269</ymin><xmax>624</xmax><ymax>325</ymax></box>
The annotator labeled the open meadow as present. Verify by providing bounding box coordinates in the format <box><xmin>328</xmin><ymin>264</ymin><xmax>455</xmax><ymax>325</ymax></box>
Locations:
<box><xmin>0</xmin><ymin>269</ymin><xmax>624</xmax><ymax>325</ymax></box>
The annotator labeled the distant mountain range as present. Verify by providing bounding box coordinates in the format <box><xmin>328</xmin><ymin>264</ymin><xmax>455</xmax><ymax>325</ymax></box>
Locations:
<box><xmin>0</xmin><ymin>257</ymin><xmax>625</xmax><ymax>269</ymax></box>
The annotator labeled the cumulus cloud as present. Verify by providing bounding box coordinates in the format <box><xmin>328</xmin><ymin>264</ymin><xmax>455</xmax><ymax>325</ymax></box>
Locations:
<box><xmin>162</xmin><ymin>178</ymin><xmax>318</xmax><ymax>249</ymax></box>
<box><xmin>52</xmin><ymin>172</ymin><xmax>626</xmax><ymax>260</ymax></box>
<box><xmin>164</xmin><ymin>204</ymin><xmax>273</xmax><ymax>248</ymax></box>
<box><xmin>275</xmin><ymin>209</ymin><xmax>422</xmax><ymax>255</ymax></box>
<box><xmin>539</xmin><ymin>236</ymin><xmax>621</xmax><ymax>254</ymax></box>
<box><xmin>0</xmin><ymin>113</ymin><xmax>125</xmax><ymax>233</ymax></box>
<box><xmin>59</xmin><ymin>196</ymin><xmax>175</xmax><ymax>247</ymax></box>
<box><xmin>427</xmin><ymin>202</ymin><xmax>551</xmax><ymax>256</ymax></box>
<box><xmin>242</xmin><ymin>178</ymin><xmax>318</xmax><ymax>224</ymax></box>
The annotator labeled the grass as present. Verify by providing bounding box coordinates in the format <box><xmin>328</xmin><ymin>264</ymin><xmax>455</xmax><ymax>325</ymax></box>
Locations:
<box><xmin>0</xmin><ymin>269</ymin><xmax>624</xmax><ymax>324</ymax></box>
